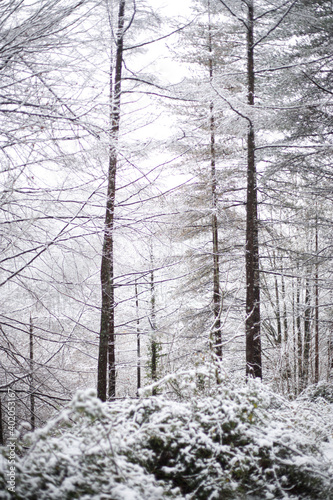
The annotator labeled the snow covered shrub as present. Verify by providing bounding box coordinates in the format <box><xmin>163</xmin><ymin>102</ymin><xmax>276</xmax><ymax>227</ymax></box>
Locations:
<box><xmin>122</xmin><ymin>379</ymin><xmax>332</xmax><ymax>499</ymax></box>
<box><xmin>301</xmin><ymin>381</ymin><xmax>333</xmax><ymax>403</ymax></box>
<box><xmin>0</xmin><ymin>377</ymin><xmax>331</xmax><ymax>499</ymax></box>
<box><xmin>287</xmin><ymin>381</ymin><xmax>333</xmax><ymax>453</ymax></box>
<box><xmin>0</xmin><ymin>389</ymin><xmax>167</xmax><ymax>500</ymax></box>
<box><xmin>140</xmin><ymin>363</ymin><xmax>228</xmax><ymax>400</ymax></box>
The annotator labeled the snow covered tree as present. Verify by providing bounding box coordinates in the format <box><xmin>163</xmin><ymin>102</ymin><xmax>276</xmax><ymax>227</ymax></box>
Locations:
<box><xmin>97</xmin><ymin>0</ymin><xmax>126</xmax><ymax>402</ymax></box>
<box><xmin>163</xmin><ymin>0</ymin><xmax>247</xmax><ymax>372</ymax></box>
<box><xmin>0</xmin><ymin>0</ymin><xmax>102</xmax><ymax>431</ymax></box>
<box><xmin>258</xmin><ymin>0</ymin><xmax>333</xmax><ymax>389</ymax></box>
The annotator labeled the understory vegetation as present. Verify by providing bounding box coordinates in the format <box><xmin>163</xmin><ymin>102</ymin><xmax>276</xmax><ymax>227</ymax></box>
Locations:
<box><xmin>0</xmin><ymin>368</ymin><xmax>332</xmax><ymax>499</ymax></box>
<box><xmin>1</xmin><ymin>1</ymin><xmax>333</xmax><ymax>498</ymax></box>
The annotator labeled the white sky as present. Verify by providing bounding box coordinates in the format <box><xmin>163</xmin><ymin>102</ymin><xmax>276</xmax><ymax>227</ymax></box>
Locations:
<box><xmin>152</xmin><ymin>0</ymin><xmax>192</xmax><ymax>16</ymax></box>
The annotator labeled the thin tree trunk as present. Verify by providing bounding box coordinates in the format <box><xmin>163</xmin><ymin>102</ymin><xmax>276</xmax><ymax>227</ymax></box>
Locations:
<box><xmin>281</xmin><ymin>272</ymin><xmax>291</xmax><ymax>391</ymax></box>
<box><xmin>314</xmin><ymin>216</ymin><xmax>319</xmax><ymax>383</ymax></box>
<box><xmin>29</xmin><ymin>315</ymin><xmax>35</xmax><ymax>431</ymax></box>
<box><xmin>97</xmin><ymin>0</ymin><xmax>125</xmax><ymax>402</ymax></box>
<box><xmin>208</xmin><ymin>1</ymin><xmax>222</xmax><ymax>359</ymax></box>
<box><xmin>274</xmin><ymin>273</ymin><xmax>282</xmax><ymax>344</ymax></box>
<box><xmin>292</xmin><ymin>280</ymin><xmax>297</xmax><ymax>396</ymax></box>
<box><xmin>0</xmin><ymin>398</ymin><xmax>3</xmax><ymax>446</ymax></box>
<box><xmin>328</xmin><ymin>326</ymin><xmax>333</xmax><ymax>381</ymax></box>
<box><xmin>135</xmin><ymin>279</ymin><xmax>141</xmax><ymax>396</ymax></box>
<box><xmin>328</xmin><ymin>291</ymin><xmax>333</xmax><ymax>381</ymax></box>
<box><xmin>296</xmin><ymin>275</ymin><xmax>302</xmax><ymax>393</ymax></box>
<box><xmin>150</xmin><ymin>246</ymin><xmax>158</xmax><ymax>396</ymax></box>
<box><xmin>281</xmin><ymin>273</ymin><xmax>288</xmax><ymax>342</ymax></box>
<box><xmin>303</xmin><ymin>276</ymin><xmax>311</xmax><ymax>387</ymax></box>
<box><xmin>245</xmin><ymin>0</ymin><xmax>262</xmax><ymax>378</ymax></box>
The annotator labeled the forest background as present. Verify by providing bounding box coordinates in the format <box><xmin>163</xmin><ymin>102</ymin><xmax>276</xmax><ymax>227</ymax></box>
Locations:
<box><xmin>0</xmin><ymin>0</ymin><xmax>332</xmax><ymax>436</ymax></box>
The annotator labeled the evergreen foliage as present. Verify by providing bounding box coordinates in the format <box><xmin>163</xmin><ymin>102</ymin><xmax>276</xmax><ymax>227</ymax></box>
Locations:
<box><xmin>0</xmin><ymin>371</ymin><xmax>331</xmax><ymax>499</ymax></box>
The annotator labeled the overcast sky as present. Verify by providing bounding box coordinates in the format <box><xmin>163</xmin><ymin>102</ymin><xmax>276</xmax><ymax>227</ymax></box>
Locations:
<box><xmin>153</xmin><ymin>0</ymin><xmax>192</xmax><ymax>17</ymax></box>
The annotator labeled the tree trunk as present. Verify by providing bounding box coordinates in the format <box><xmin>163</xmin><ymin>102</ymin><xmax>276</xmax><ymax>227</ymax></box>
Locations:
<box><xmin>29</xmin><ymin>315</ymin><xmax>35</xmax><ymax>431</ymax></box>
<box><xmin>314</xmin><ymin>216</ymin><xmax>319</xmax><ymax>383</ymax></box>
<box><xmin>296</xmin><ymin>275</ymin><xmax>302</xmax><ymax>393</ymax></box>
<box><xmin>150</xmin><ymin>246</ymin><xmax>158</xmax><ymax>396</ymax></box>
<box><xmin>303</xmin><ymin>276</ymin><xmax>311</xmax><ymax>387</ymax></box>
<box><xmin>328</xmin><ymin>325</ymin><xmax>333</xmax><ymax>381</ymax></box>
<box><xmin>245</xmin><ymin>0</ymin><xmax>262</xmax><ymax>378</ymax></box>
<box><xmin>0</xmin><ymin>398</ymin><xmax>3</xmax><ymax>446</ymax></box>
<box><xmin>292</xmin><ymin>280</ymin><xmax>298</xmax><ymax>396</ymax></box>
<box><xmin>274</xmin><ymin>273</ymin><xmax>282</xmax><ymax>344</ymax></box>
<box><xmin>135</xmin><ymin>279</ymin><xmax>141</xmax><ymax>396</ymax></box>
<box><xmin>208</xmin><ymin>1</ymin><xmax>222</xmax><ymax>359</ymax></box>
<box><xmin>97</xmin><ymin>0</ymin><xmax>125</xmax><ymax>402</ymax></box>
<box><xmin>281</xmin><ymin>273</ymin><xmax>291</xmax><ymax>391</ymax></box>
<box><xmin>281</xmin><ymin>273</ymin><xmax>288</xmax><ymax>342</ymax></box>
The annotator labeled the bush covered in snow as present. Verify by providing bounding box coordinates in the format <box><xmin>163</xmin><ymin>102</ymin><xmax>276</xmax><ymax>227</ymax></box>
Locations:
<box><xmin>0</xmin><ymin>371</ymin><xmax>332</xmax><ymax>499</ymax></box>
<box><xmin>300</xmin><ymin>381</ymin><xmax>333</xmax><ymax>404</ymax></box>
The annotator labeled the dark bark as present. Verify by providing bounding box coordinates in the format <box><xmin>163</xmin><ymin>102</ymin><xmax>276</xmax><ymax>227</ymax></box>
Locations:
<box><xmin>314</xmin><ymin>217</ymin><xmax>319</xmax><ymax>383</ymax></box>
<box><xmin>29</xmin><ymin>315</ymin><xmax>35</xmax><ymax>431</ymax></box>
<box><xmin>245</xmin><ymin>0</ymin><xmax>262</xmax><ymax>379</ymax></box>
<box><xmin>329</xmin><ymin>325</ymin><xmax>333</xmax><ymax>381</ymax></box>
<box><xmin>150</xmin><ymin>248</ymin><xmax>158</xmax><ymax>396</ymax></box>
<box><xmin>303</xmin><ymin>277</ymin><xmax>311</xmax><ymax>386</ymax></box>
<box><xmin>97</xmin><ymin>0</ymin><xmax>125</xmax><ymax>402</ymax></box>
<box><xmin>281</xmin><ymin>273</ymin><xmax>291</xmax><ymax>389</ymax></box>
<box><xmin>135</xmin><ymin>279</ymin><xmax>141</xmax><ymax>396</ymax></box>
<box><xmin>296</xmin><ymin>276</ymin><xmax>302</xmax><ymax>393</ymax></box>
<box><xmin>274</xmin><ymin>274</ymin><xmax>282</xmax><ymax>344</ymax></box>
<box><xmin>292</xmin><ymin>281</ymin><xmax>298</xmax><ymax>395</ymax></box>
<box><xmin>208</xmin><ymin>3</ymin><xmax>222</xmax><ymax>359</ymax></box>
<box><xmin>0</xmin><ymin>399</ymin><xmax>3</xmax><ymax>446</ymax></box>
<box><xmin>282</xmin><ymin>274</ymin><xmax>288</xmax><ymax>343</ymax></box>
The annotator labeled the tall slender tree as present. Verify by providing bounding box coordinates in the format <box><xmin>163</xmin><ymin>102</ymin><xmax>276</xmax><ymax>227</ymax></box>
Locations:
<box><xmin>244</xmin><ymin>0</ymin><xmax>261</xmax><ymax>378</ymax></box>
<box><xmin>208</xmin><ymin>0</ymin><xmax>222</xmax><ymax>359</ymax></box>
<box><xmin>216</xmin><ymin>0</ymin><xmax>301</xmax><ymax>379</ymax></box>
<box><xmin>97</xmin><ymin>0</ymin><xmax>126</xmax><ymax>402</ymax></box>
